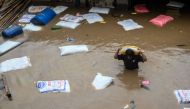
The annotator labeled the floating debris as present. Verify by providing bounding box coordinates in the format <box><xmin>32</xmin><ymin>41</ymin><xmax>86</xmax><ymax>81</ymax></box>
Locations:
<box><xmin>66</xmin><ymin>37</ymin><xmax>76</xmax><ymax>42</ymax></box>
<box><xmin>131</xmin><ymin>12</ymin><xmax>137</xmax><ymax>15</ymax></box>
<box><xmin>51</xmin><ymin>25</ymin><xmax>62</xmax><ymax>30</ymax></box>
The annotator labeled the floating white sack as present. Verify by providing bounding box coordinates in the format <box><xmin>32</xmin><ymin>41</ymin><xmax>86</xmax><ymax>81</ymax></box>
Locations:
<box><xmin>89</xmin><ymin>7</ymin><xmax>110</xmax><ymax>14</ymax></box>
<box><xmin>83</xmin><ymin>13</ymin><xmax>104</xmax><ymax>24</ymax></box>
<box><xmin>92</xmin><ymin>73</ymin><xmax>114</xmax><ymax>90</ymax></box>
<box><xmin>174</xmin><ymin>90</ymin><xmax>182</xmax><ymax>103</ymax></box>
<box><xmin>117</xmin><ymin>19</ymin><xmax>143</xmax><ymax>31</ymax></box>
<box><xmin>36</xmin><ymin>80</ymin><xmax>70</xmax><ymax>93</ymax></box>
<box><xmin>28</xmin><ymin>6</ymin><xmax>47</xmax><ymax>13</ymax></box>
<box><xmin>59</xmin><ymin>45</ymin><xmax>88</xmax><ymax>56</ymax></box>
<box><xmin>174</xmin><ymin>90</ymin><xmax>190</xmax><ymax>104</ymax></box>
<box><xmin>53</xmin><ymin>6</ymin><xmax>68</xmax><ymax>14</ymax></box>
<box><xmin>19</xmin><ymin>14</ymin><xmax>35</xmax><ymax>23</ymax></box>
<box><xmin>0</xmin><ymin>56</ymin><xmax>32</xmax><ymax>73</ymax></box>
<box><xmin>0</xmin><ymin>38</ymin><xmax>27</xmax><ymax>55</ymax></box>
<box><xmin>60</xmin><ymin>14</ymin><xmax>84</xmax><ymax>23</ymax></box>
<box><xmin>0</xmin><ymin>41</ymin><xmax>20</xmax><ymax>55</ymax></box>
<box><xmin>55</xmin><ymin>21</ymin><xmax>80</xmax><ymax>29</ymax></box>
<box><xmin>167</xmin><ymin>1</ymin><xmax>184</xmax><ymax>8</ymax></box>
<box><xmin>23</xmin><ymin>23</ymin><xmax>42</xmax><ymax>31</ymax></box>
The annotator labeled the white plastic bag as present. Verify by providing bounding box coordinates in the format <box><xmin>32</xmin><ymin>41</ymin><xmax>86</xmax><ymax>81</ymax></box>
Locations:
<box><xmin>53</xmin><ymin>6</ymin><xmax>68</xmax><ymax>14</ymax></box>
<box><xmin>23</xmin><ymin>23</ymin><xmax>42</xmax><ymax>31</ymax></box>
<box><xmin>60</xmin><ymin>14</ymin><xmax>84</xmax><ymax>23</ymax></box>
<box><xmin>55</xmin><ymin>21</ymin><xmax>80</xmax><ymax>29</ymax></box>
<box><xmin>19</xmin><ymin>14</ymin><xmax>35</xmax><ymax>23</ymax></box>
<box><xmin>174</xmin><ymin>90</ymin><xmax>190</xmax><ymax>104</ymax></box>
<box><xmin>59</xmin><ymin>45</ymin><xmax>88</xmax><ymax>56</ymax></box>
<box><xmin>0</xmin><ymin>41</ymin><xmax>20</xmax><ymax>54</ymax></box>
<box><xmin>0</xmin><ymin>56</ymin><xmax>32</xmax><ymax>73</ymax></box>
<box><xmin>92</xmin><ymin>73</ymin><xmax>114</xmax><ymax>90</ymax></box>
<box><xmin>174</xmin><ymin>90</ymin><xmax>182</xmax><ymax>103</ymax></box>
<box><xmin>83</xmin><ymin>13</ymin><xmax>104</xmax><ymax>24</ymax></box>
<box><xmin>167</xmin><ymin>1</ymin><xmax>184</xmax><ymax>8</ymax></box>
<box><xmin>36</xmin><ymin>80</ymin><xmax>70</xmax><ymax>93</ymax></box>
<box><xmin>28</xmin><ymin>6</ymin><xmax>47</xmax><ymax>13</ymax></box>
<box><xmin>89</xmin><ymin>7</ymin><xmax>110</xmax><ymax>14</ymax></box>
<box><xmin>117</xmin><ymin>19</ymin><xmax>143</xmax><ymax>31</ymax></box>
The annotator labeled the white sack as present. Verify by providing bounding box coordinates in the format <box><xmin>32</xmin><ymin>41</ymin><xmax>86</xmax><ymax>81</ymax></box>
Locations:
<box><xmin>89</xmin><ymin>7</ymin><xmax>110</xmax><ymax>14</ymax></box>
<box><xmin>23</xmin><ymin>23</ymin><xmax>42</xmax><ymax>31</ymax></box>
<box><xmin>83</xmin><ymin>13</ymin><xmax>104</xmax><ymax>24</ymax></box>
<box><xmin>53</xmin><ymin>6</ymin><xmax>68</xmax><ymax>14</ymax></box>
<box><xmin>19</xmin><ymin>14</ymin><xmax>35</xmax><ymax>23</ymax></box>
<box><xmin>167</xmin><ymin>1</ymin><xmax>184</xmax><ymax>8</ymax></box>
<box><xmin>92</xmin><ymin>73</ymin><xmax>114</xmax><ymax>90</ymax></box>
<box><xmin>117</xmin><ymin>19</ymin><xmax>143</xmax><ymax>31</ymax></box>
<box><xmin>0</xmin><ymin>56</ymin><xmax>31</xmax><ymax>73</ymax></box>
<box><xmin>59</xmin><ymin>45</ymin><xmax>88</xmax><ymax>56</ymax></box>
<box><xmin>56</xmin><ymin>21</ymin><xmax>80</xmax><ymax>29</ymax></box>
<box><xmin>28</xmin><ymin>6</ymin><xmax>47</xmax><ymax>13</ymax></box>
<box><xmin>60</xmin><ymin>14</ymin><xmax>84</xmax><ymax>23</ymax></box>
<box><xmin>0</xmin><ymin>41</ymin><xmax>21</xmax><ymax>54</ymax></box>
<box><xmin>174</xmin><ymin>90</ymin><xmax>190</xmax><ymax>104</ymax></box>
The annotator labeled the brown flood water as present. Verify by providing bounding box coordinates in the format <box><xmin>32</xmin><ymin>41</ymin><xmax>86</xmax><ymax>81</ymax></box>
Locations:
<box><xmin>0</xmin><ymin>8</ymin><xmax>190</xmax><ymax>109</ymax></box>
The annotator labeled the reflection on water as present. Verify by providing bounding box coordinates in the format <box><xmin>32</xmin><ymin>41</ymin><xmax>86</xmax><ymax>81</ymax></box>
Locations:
<box><xmin>117</xmin><ymin>69</ymin><xmax>144</xmax><ymax>90</ymax></box>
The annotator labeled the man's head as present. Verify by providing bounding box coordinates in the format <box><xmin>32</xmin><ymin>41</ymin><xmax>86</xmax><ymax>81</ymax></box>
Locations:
<box><xmin>126</xmin><ymin>49</ymin><xmax>135</xmax><ymax>56</ymax></box>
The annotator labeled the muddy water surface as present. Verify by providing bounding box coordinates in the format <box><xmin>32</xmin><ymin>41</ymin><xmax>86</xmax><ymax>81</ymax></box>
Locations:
<box><xmin>0</xmin><ymin>8</ymin><xmax>190</xmax><ymax>109</ymax></box>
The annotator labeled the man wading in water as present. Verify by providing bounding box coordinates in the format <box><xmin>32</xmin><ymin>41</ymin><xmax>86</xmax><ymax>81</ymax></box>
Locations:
<box><xmin>114</xmin><ymin>46</ymin><xmax>147</xmax><ymax>70</ymax></box>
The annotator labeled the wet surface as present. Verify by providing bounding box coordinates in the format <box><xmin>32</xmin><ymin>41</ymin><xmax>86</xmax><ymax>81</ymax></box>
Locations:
<box><xmin>0</xmin><ymin>7</ymin><xmax>190</xmax><ymax>109</ymax></box>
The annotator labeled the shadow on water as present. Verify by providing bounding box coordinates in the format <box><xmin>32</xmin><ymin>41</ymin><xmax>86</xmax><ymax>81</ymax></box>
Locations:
<box><xmin>116</xmin><ymin>69</ymin><xmax>144</xmax><ymax>90</ymax></box>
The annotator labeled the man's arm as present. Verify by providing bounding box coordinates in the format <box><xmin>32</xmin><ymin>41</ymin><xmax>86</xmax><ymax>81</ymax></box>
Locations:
<box><xmin>114</xmin><ymin>49</ymin><xmax>125</xmax><ymax>60</ymax></box>
<box><xmin>139</xmin><ymin>53</ymin><xmax>147</xmax><ymax>62</ymax></box>
<box><xmin>114</xmin><ymin>49</ymin><xmax>120</xmax><ymax>59</ymax></box>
